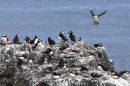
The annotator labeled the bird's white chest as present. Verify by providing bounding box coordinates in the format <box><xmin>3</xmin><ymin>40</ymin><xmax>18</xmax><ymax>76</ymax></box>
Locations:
<box><xmin>36</xmin><ymin>43</ymin><xmax>42</xmax><ymax>49</ymax></box>
<box><xmin>68</xmin><ymin>34</ymin><xmax>70</xmax><ymax>37</ymax></box>
<box><xmin>53</xmin><ymin>75</ymin><xmax>60</xmax><ymax>79</ymax></box>
<box><xmin>49</xmin><ymin>51</ymin><xmax>53</xmax><ymax>55</ymax></box>
<box><xmin>93</xmin><ymin>16</ymin><xmax>98</xmax><ymax>22</ymax></box>
<box><xmin>58</xmin><ymin>36</ymin><xmax>63</xmax><ymax>41</ymax></box>
<box><xmin>98</xmin><ymin>66</ymin><xmax>104</xmax><ymax>71</ymax></box>
<box><xmin>34</xmin><ymin>38</ymin><xmax>38</xmax><ymax>44</ymax></box>
<box><xmin>77</xmin><ymin>41</ymin><xmax>83</xmax><ymax>45</ymax></box>
<box><xmin>69</xmin><ymin>73</ymin><xmax>76</xmax><ymax>77</ymax></box>
<box><xmin>1</xmin><ymin>37</ymin><xmax>7</xmax><ymax>44</ymax></box>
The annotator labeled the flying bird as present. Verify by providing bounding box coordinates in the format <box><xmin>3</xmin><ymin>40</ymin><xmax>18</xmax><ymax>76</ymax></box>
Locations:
<box><xmin>90</xmin><ymin>10</ymin><xmax>107</xmax><ymax>26</ymax></box>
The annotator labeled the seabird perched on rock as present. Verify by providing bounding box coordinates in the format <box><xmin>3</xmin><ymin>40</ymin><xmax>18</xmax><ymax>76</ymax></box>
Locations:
<box><xmin>13</xmin><ymin>34</ymin><xmax>20</xmax><ymax>44</ymax></box>
<box><xmin>31</xmin><ymin>35</ymin><xmax>38</xmax><ymax>44</ymax></box>
<box><xmin>90</xmin><ymin>10</ymin><xmax>107</xmax><ymax>26</ymax></box>
<box><xmin>45</xmin><ymin>67</ymin><xmax>54</xmax><ymax>73</ymax></box>
<box><xmin>80</xmin><ymin>65</ymin><xmax>88</xmax><ymax>72</ymax></box>
<box><xmin>24</xmin><ymin>36</ymin><xmax>31</xmax><ymax>44</ymax></box>
<box><xmin>33</xmin><ymin>39</ymin><xmax>44</xmax><ymax>51</ymax></box>
<box><xmin>58</xmin><ymin>31</ymin><xmax>68</xmax><ymax>43</ymax></box>
<box><xmin>90</xmin><ymin>72</ymin><xmax>102</xmax><ymax>79</ymax></box>
<box><xmin>18</xmin><ymin>55</ymin><xmax>27</xmax><ymax>62</ymax></box>
<box><xmin>67</xmin><ymin>46</ymin><xmax>81</xmax><ymax>53</ymax></box>
<box><xmin>43</xmin><ymin>48</ymin><xmax>54</xmax><ymax>57</ymax></box>
<box><xmin>85</xmin><ymin>52</ymin><xmax>95</xmax><ymax>58</ymax></box>
<box><xmin>1</xmin><ymin>34</ymin><xmax>8</xmax><ymax>46</ymax></box>
<box><xmin>52</xmin><ymin>72</ymin><xmax>61</xmax><ymax>79</ymax></box>
<box><xmin>43</xmin><ymin>58</ymin><xmax>49</xmax><ymax>64</ymax></box>
<box><xmin>17</xmin><ymin>55</ymin><xmax>29</xmax><ymax>71</ymax></box>
<box><xmin>111</xmin><ymin>70</ymin><xmax>121</xmax><ymax>79</ymax></box>
<box><xmin>59</xmin><ymin>44</ymin><xmax>69</xmax><ymax>50</ymax></box>
<box><xmin>46</xmin><ymin>37</ymin><xmax>56</xmax><ymax>47</ymax></box>
<box><xmin>58</xmin><ymin>58</ymin><xmax>69</xmax><ymax>68</ymax></box>
<box><xmin>119</xmin><ymin>69</ymin><xmax>130</xmax><ymax>76</ymax></box>
<box><xmin>17</xmin><ymin>58</ymin><xmax>24</xmax><ymax>66</ymax></box>
<box><xmin>77</xmin><ymin>37</ymin><xmax>83</xmax><ymax>50</ymax></box>
<box><xmin>97</xmin><ymin>62</ymin><xmax>109</xmax><ymax>72</ymax></box>
<box><xmin>34</xmin><ymin>36</ymin><xmax>39</xmax><ymax>45</ymax></box>
<box><xmin>93</xmin><ymin>43</ymin><xmax>103</xmax><ymax>48</ymax></box>
<box><xmin>69</xmin><ymin>71</ymin><xmax>79</xmax><ymax>78</ymax></box>
<box><xmin>58</xmin><ymin>58</ymin><xmax>65</xmax><ymax>68</ymax></box>
<box><xmin>68</xmin><ymin>31</ymin><xmax>76</xmax><ymax>44</ymax></box>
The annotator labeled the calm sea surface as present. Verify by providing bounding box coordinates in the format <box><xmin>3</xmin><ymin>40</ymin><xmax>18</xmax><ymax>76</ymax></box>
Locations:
<box><xmin>0</xmin><ymin>0</ymin><xmax>130</xmax><ymax>72</ymax></box>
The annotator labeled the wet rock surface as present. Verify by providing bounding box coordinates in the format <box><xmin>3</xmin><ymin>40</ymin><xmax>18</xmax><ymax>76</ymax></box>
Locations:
<box><xmin>0</xmin><ymin>43</ymin><xmax>130</xmax><ymax>86</ymax></box>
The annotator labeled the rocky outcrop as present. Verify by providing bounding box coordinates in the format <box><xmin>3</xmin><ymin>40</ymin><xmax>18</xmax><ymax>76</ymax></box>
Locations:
<box><xmin>0</xmin><ymin>43</ymin><xmax>129</xmax><ymax>86</ymax></box>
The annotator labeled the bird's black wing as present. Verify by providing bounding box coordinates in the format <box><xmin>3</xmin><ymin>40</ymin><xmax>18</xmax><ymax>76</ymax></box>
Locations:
<box><xmin>98</xmin><ymin>10</ymin><xmax>107</xmax><ymax>17</ymax></box>
<box><xmin>60</xmin><ymin>35</ymin><xmax>68</xmax><ymax>41</ymax></box>
<box><xmin>90</xmin><ymin>10</ymin><xmax>95</xmax><ymax>16</ymax></box>
<box><xmin>70</xmin><ymin>35</ymin><xmax>76</xmax><ymax>42</ymax></box>
<box><xmin>13</xmin><ymin>38</ymin><xmax>19</xmax><ymax>44</ymax></box>
<box><xmin>51</xmin><ymin>39</ymin><xmax>56</xmax><ymax>45</ymax></box>
<box><xmin>33</xmin><ymin>42</ymin><xmax>38</xmax><ymax>49</ymax></box>
<box><xmin>59</xmin><ymin>44</ymin><xmax>69</xmax><ymax>50</ymax></box>
<box><xmin>30</xmin><ymin>38</ymin><xmax>35</xmax><ymax>44</ymax></box>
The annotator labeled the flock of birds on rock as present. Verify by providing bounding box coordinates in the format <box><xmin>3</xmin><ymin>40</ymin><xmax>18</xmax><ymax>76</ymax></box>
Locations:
<box><xmin>1</xmin><ymin>31</ymin><xmax>130</xmax><ymax>80</ymax></box>
<box><xmin>0</xmin><ymin>10</ymin><xmax>130</xmax><ymax>81</ymax></box>
<box><xmin>1</xmin><ymin>30</ymin><xmax>79</xmax><ymax>49</ymax></box>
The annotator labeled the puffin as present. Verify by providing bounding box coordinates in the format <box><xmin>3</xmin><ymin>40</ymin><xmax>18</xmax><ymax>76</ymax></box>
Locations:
<box><xmin>18</xmin><ymin>55</ymin><xmax>27</xmax><ymax>62</ymax></box>
<box><xmin>111</xmin><ymin>70</ymin><xmax>121</xmax><ymax>79</ymax></box>
<box><xmin>77</xmin><ymin>37</ymin><xmax>83</xmax><ymax>50</ymax></box>
<box><xmin>59</xmin><ymin>44</ymin><xmax>69</xmax><ymax>50</ymax></box>
<box><xmin>43</xmin><ymin>58</ymin><xmax>49</xmax><ymax>64</ymax></box>
<box><xmin>45</xmin><ymin>67</ymin><xmax>54</xmax><ymax>73</ymax></box>
<box><xmin>24</xmin><ymin>36</ymin><xmax>31</xmax><ymax>44</ymax></box>
<box><xmin>90</xmin><ymin>72</ymin><xmax>102</xmax><ymax>79</ymax></box>
<box><xmin>69</xmin><ymin>71</ymin><xmax>79</xmax><ymax>78</ymax></box>
<box><xmin>52</xmin><ymin>72</ymin><xmax>61</xmax><ymax>79</ymax></box>
<box><xmin>33</xmin><ymin>39</ymin><xmax>43</xmax><ymax>51</ymax></box>
<box><xmin>80</xmin><ymin>65</ymin><xmax>88</xmax><ymax>72</ymax></box>
<box><xmin>30</xmin><ymin>35</ymin><xmax>38</xmax><ymax>44</ymax></box>
<box><xmin>68</xmin><ymin>31</ymin><xmax>76</xmax><ymax>44</ymax></box>
<box><xmin>93</xmin><ymin>43</ymin><xmax>103</xmax><ymax>48</ymax></box>
<box><xmin>97</xmin><ymin>62</ymin><xmax>109</xmax><ymax>72</ymax></box>
<box><xmin>33</xmin><ymin>36</ymin><xmax>39</xmax><ymax>45</ymax></box>
<box><xmin>46</xmin><ymin>37</ymin><xmax>56</xmax><ymax>47</ymax></box>
<box><xmin>58</xmin><ymin>58</ymin><xmax>69</xmax><ymax>68</ymax></box>
<box><xmin>43</xmin><ymin>48</ymin><xmax>54</xmax><ymax>57</ymax></box>
<box><xmin>90</xmin><ymin>10</ymin><xmax>107</xmax><ymax>26</ymax></box>
<box><xmin>58</xmin><ymin>31</ymin><xmax>68</xmax><ymax>43</ymax></box>
<box><xmin>1</xmin><ymin>34</ymin><xmax>8</xmax><ymax>46</ymax></box>
<box><xmin>13</xmin><ymin>34</ymin><xmax>19</xmax><ymax>44</ymax></box>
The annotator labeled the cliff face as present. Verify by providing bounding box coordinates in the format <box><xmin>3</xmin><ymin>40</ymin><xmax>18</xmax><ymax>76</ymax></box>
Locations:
<box><xmin>0</xmin><ymin>43</ymin><xmax>130</xmax><ymax>86</ymax></box>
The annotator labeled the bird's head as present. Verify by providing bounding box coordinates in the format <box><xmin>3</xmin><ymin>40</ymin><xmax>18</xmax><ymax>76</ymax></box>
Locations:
<box><xmin>48</xmin><ymin>37</ymin><xmax>51</xmax><ymax>39</ymax></box>
<box><xmin>60</xmin><ymin>31</ymin><xmax>64</xmax><ymax>35</ymax></box>
<box><xmin>35</xmin><ymin>35</ymin><xmax>37</xmax><ymax>38</ymax></box>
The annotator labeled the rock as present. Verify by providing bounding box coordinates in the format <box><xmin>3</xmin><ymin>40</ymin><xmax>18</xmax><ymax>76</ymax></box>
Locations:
<box><xmin>0</xmin><ymin>43</ymin><xmax>129</xmax><ymax>86</ymax></box>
